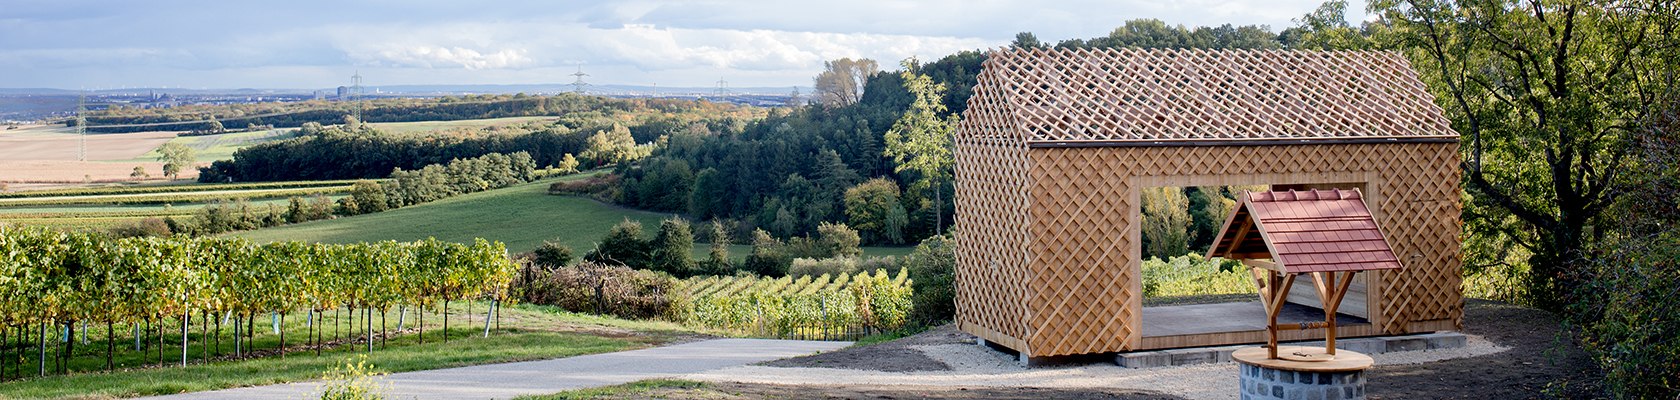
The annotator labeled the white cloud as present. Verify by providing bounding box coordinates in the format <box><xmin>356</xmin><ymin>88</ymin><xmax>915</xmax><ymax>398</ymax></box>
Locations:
<box><xmin>370</xmin><ymin>46</ymin><xmax>533</xmax><ymax>70</ymax></box>
<box><xmin>0</xmin><ymin>0</ymin><xmax>1372</xmax><ymax>88</ymax></box>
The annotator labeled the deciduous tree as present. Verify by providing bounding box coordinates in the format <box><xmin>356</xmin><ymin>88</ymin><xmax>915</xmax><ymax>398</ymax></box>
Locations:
<box><xmin>156</xmin><ymin>142</ymin><xmax>195</xmax><ymax>180</ymax></box>
<box><xmin>812</xmin><ymin>58</ymin><xmax>879</xmax><ymax>107</ymax></box>
<box><xmin>1374</xmin><ymin>0</ymin><xmax>1680</xmax><ymax>310</ymax></box>
<box><xmin>883</xmin><ymin>59</ymin><xmax>958</xmax><ymax>234</ymax></box>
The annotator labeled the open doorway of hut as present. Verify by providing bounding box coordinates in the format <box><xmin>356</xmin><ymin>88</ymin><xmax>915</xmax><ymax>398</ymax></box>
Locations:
<box><xmin>1136</xmin><ymin>183</ymin><xmax>1375</xmax><ymax>347</ymax></box>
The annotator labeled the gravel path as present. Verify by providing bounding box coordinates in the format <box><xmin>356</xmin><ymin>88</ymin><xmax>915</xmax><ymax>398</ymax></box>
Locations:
<box><xmin>140</xmin><ymin>339</ymin><xmax>850</xmax><ymax>400</ymax></box>
<box><xmin>685</xmin><ymin>333</ymin><xmax>1507</xmax><ymax>400</ymax></box>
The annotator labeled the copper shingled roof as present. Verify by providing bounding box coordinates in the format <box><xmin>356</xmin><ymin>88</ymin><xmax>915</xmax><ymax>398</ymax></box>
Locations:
<box><xmin>965</xmin><ymin>48</ymin><xmax>1457</xmax><ymax>143</ymax></box>
<box><xmin>1206</xmin><ymin>189</ymin><xmax>1402</xmax><ymax>273</ymax></box>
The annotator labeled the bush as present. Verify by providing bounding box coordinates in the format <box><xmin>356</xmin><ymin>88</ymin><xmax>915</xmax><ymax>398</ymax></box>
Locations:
<box><xmin>902</xmin><ymin>235</ymin><xmax>955</xmax><ymax>326</ymax></box>
<box><xmin>1570</xmin><ymin>233</ymin><xmax>1680</xmax><ymax>399</ymax></box>
<box><xmin>743</xmin><ymin>229</ymin><xmax>790</xmax><ymax>277</ymax></box>
<box><xmin>532</xmin><ymin>241</ymin><xmax>574</xmax><ymax>268</ymax></box>
<box><xmin>108</xmin><ymin>217</ymin><xmax>173</xmax><ymax>238</ymax></box>
<box><xmin>584</xmin><ymin>219</ymin><xmax>652</xmax><ymax>269</ymax></box>
<box><xmin>317</xmin><ymin>355</ymin><xmax>387</xmax><ymax>400</ymax></box>
<box><xmin>789</xmin><ymin>257</ymin><xmax>858</xmax><ymax>278</ymax></box>
<box><xmin>515</xmin><ymin>261</ymin><xmax>678</xmax><ymax>320</ymax></box>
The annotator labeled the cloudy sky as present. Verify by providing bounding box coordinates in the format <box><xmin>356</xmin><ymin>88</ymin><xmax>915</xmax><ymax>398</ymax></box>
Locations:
<box><xmin>0</xmin><ymin>0</ymin><xmax>1367</xmax><ymax>90</ymax></box>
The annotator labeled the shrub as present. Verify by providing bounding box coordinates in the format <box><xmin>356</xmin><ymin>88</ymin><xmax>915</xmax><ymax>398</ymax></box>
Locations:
<box><xmin>532</xmin><ymin>241</ymin><xmax>574</xmax><ymax>268</ymax></box>
<box><xmin>902</xmin><ymin>235</ymin><xmax>955</xmax><ymax>326</ymax></box>
<box><xmin>1568</xmin><ymin>233</ymin><xmax>1680</xmax><ymax>399</ymax></box>
<box><xmin>584</xmin><ymin>219</ymin><xmax>651</xmax><ymax>269</ymax></box>
<box><xmin>515</xmin><ymin>261</ymin><xmax>678</xmax><ymax>320</ymax></box>
<box><xmin>108</xmin><ymin>217</ymin><xmax>173</xmax><ymax>238</ymax></box>
<box><xmin>789</xmin><ymin>257</ymin><xmax>858</xmax><ymax>278</ymax></box>
<box><xmin>743</xmin><ymin>229</ymin><xmax>790</xmax><ymax>277</ymax></box>
<box><xmin>317</xmin><ymin>355</ymin><xmax>387</xmax><ymax>400</ymax></box>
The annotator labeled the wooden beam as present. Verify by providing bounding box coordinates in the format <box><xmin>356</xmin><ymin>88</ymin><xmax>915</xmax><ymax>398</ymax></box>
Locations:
<box><xmin>1223</xmin><ymin>217</ymin><xmax>1254</xmax><ymax>258</ymax></box>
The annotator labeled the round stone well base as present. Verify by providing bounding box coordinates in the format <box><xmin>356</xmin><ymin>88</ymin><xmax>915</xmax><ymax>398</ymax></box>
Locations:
<box><xmin>1233</xmin><ymin>346</ymin><xmax>1373</xmax><ymax>400</ymax></box>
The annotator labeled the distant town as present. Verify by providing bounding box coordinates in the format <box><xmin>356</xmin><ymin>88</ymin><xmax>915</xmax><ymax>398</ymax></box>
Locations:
<box><xmin>0</xmin><ymin>83</ymin><xmax>805</xmax><ymax>123</ymax></box>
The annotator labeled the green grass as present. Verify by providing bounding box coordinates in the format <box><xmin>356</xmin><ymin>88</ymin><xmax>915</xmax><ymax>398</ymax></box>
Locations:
<box><xmin>0</xmin><ymin>303</ymin><xmax>693</xmax><ymax>399</ymax></box>
<box><xmin>514</xmin><ymin>379</ymin><xmax>710</xmax><ymax>400</ymax></box>
<box><xmin>231</xmin><ymin>174</ymin><xmax>916</xmax><ymax>258</ymax></box>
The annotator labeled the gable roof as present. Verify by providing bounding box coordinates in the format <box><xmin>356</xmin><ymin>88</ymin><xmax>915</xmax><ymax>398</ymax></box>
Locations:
<box><xmin>1206</xmin><ymin>189</ymin><xmax>1402</xmax><ymax>273</ymax></box>
<box><xmin>962</xmin><ymin>47</ymin><xmax>1458</xmax><ymax>144</ymax></box>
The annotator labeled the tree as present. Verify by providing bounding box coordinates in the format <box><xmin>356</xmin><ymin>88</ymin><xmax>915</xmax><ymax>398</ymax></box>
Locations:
<box><xmin>1280</xmin><ymin>0</ymin><xmax>1373</xmax><ymax>50</ymax></box>
<box><xmin>812</xmin><ymin>58</ymin><xmax>879</xmax><ymax>107</ymax></box>
<box><xmin>1375</xmin><ymin>0</ymin><xmax>1680</xmax><ymax>310</ymax></box>
<box><xmin>1012</xmin><ymin>32</ymin><xmax>1043</xmax><ymax>49</ymax></box>
<box><xmin>816</xmin><ymin>222</ymin><xmax>862</xmax><ymax>259</ymax></box>
<box><xmin>580</xmin><ymin>125</ymin><xmax>638</xmax><ymax>166</ymax></box>
<box><xmin>130</xmin><ymin>166</ymin><xmax>149</xmax><ymax>181</ymax></box>
<box><xmin>744</xmin><ymin>229</ymin><xmax>788</xmax><ymax>277</ymax></box>
<box><xmin>586</xmin><ymin>220</ymin><xmax>652</xmax><ymax>269</ymax></box>
<box><xmin>883</xmin><ymin>58</ymin><xmax>958</xmax><ymax>234</ymax></box>
<box><xmin>688</xmin><ymin>168</ymin><xmax>729</xmax><ymax>219</ymax></box>
<box><xmin>347</xmin><ymin>180</ymin><xmax>388</xmax><ymax>214</ymax></box>
<box><xmin>650</xmin><ymin>217</ymin><xmax>695</xmax><ymax>277</ymax></box>
<box><xmin>156</xmin><ymin>142</ymin><xmax>195</xmax><ymax>180</ymax></box>
<box><xmin>555</xmin><ymin>153</ymin><xmax>580</xmax><ymax>174</ymax></box>
<box><xmin>1141</xmin><ymin>187</ymin><xmax>1192</xmax><ymax>259</ymax></box>
<box><xmin>844</xmin><ymin>178</ymin><xmax>908</xmax><ymax>245</ymax></box>
<box><xmin>700</xmin><ymin>220</ymin><xmax>732</xmax><ymax>276</ymax></box>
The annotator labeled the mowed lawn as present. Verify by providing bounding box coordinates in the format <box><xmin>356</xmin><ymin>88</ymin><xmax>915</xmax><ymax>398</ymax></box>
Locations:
<box><xmin>231</xmin><ymin>174</ymin><xmax>917</xmax><ymax>257</ymax></box>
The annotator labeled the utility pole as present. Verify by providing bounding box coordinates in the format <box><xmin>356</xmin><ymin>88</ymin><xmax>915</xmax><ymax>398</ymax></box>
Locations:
<box><xmin>570</xmin><ymin>65</ymin><xmax>590</xmax><ymax>94</ymax></box>
<box><xmin>714</xmin><ymin>79</ymin><xmax>729</xmax><ymax>98</ymax></box>
<box><xmin>76</xmin><ymin>91</ymin><xmax>86</xmax><ymax>162</ymax></box>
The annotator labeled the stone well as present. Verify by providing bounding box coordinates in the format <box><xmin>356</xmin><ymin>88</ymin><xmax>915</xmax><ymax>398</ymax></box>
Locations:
<box><xmin>1233</xmin><ymin>346</ymin><xmax>1372</xmax><ymax>400</ymax></box>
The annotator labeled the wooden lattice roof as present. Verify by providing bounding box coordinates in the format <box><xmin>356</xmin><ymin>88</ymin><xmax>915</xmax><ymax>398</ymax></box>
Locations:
<box><xmin>1207</xmin><ymin>189</ymin><xmax>1402</xmax><ymax>273</ymax></box>
<box><xmin>962</xmin><ymin>48</ymin><xmax>1458</xmax><ymax>144</ymax></box>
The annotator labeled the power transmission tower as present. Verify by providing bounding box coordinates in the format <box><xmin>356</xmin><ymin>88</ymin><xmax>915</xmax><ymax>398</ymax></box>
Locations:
<box><xmin>714</xmin><ymin>79</ymin><xmax>729</xmax><ymax>98</ymax></box>
<box><xmin>570</xmin><ymin>65</ymin><xmax>590</xmax><ymax>94</ymax></box>
<box><xmin>352</xmin><ymin>71</ymin><xmax>363</xmax><ymax>129</ymax></box>
<box><xmin>76</xmin><ymin>91</ymin><xmax>86</xmax><ymax>162</ymax></box>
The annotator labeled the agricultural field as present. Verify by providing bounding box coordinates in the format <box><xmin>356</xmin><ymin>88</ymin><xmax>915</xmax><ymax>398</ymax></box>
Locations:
<box><xmin>0</xmin><ymin>125</ymin><xmax>188</xmax><ymax>185</ymax></box>
<box><xmin>133</xmin><ymin>128</ymin><xmax>300</xmax><ymax>163</ymax></box>
<box><xmin>233</xmin><ymin>174</ymin><xmax>916</xmax><ymax>258</ymax></box>
<box><xmin>0</xmin><ymin>181</ymin><xmax>355</xmax><ymax>231</ymax></box>
<box><xmin>0</xmin><ymin>116</ymin><xmax>552</xmax><ymax>189</ymax></box>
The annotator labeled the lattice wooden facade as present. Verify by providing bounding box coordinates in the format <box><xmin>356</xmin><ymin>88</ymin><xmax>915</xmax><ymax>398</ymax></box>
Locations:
<box><xmin>954</xmin><ymin>48</ymin><xmax>1463</xmax><ymax>358</ymax></box>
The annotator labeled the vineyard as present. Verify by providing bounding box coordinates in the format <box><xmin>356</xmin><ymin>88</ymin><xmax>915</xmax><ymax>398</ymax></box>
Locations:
<box><xmin>0</xmin><ymin>227</ymin><xmax>518</xmax><ymax>380</ymax></box>
<box><xmin>678</xmin><ymin>269</ymin><xmax>912</xmax><ymax>340</ymax></box>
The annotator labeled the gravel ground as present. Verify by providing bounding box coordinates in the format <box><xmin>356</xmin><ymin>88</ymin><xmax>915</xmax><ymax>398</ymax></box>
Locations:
<box><xmin>689</xmin><ymin>300</ymin><xmax>1585</xmax><ymax>400</ymax></box>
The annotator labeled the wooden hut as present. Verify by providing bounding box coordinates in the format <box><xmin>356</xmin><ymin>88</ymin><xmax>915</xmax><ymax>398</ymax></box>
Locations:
<box><xmin>952</xmin><ymin>48</ymin><xmax>1463</xmax><ymax>362</ymax></box>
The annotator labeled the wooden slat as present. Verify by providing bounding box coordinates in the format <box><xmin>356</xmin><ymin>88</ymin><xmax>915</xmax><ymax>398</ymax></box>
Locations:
<box><xmin>953</xmin><ymin>49</ymin><xmax>1465</xmax><ymax>357</ymax></box>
